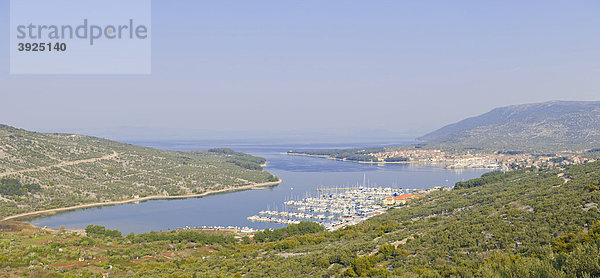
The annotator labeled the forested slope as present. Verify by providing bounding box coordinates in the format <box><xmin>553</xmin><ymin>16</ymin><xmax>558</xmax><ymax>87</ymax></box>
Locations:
<box><xmin>0</xmin><ymin>124</ymin><xmax>278</xmax><ymax>218</ymax></box>
<box><xmin>3</xmin><ymin>162</ymin><xmax>600</xmax><ymax>277</ymax></box>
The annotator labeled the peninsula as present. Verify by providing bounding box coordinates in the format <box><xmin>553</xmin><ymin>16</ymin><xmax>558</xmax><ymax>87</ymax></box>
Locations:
<box><xmin>0</xmin><ymin>124</ymin><xmax>280</xmax><ymax>219</ymax></box>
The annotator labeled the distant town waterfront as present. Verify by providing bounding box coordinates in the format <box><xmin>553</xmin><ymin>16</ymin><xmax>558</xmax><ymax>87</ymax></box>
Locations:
<box><xmin>28</xmin><ymin>142</ymin><xmax>490</xmax><ymax>234</ymax></box>
<box><xmin>289</xmin><ymin>148</ymin><xmax>597</xmax><ymax>170</ymax></box>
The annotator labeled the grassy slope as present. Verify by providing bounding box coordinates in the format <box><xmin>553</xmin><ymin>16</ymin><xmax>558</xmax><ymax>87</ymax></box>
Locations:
<box><xmin>0</xmin><ymin>125</ymin><xmax>278</xmax><ymax>217</ymax></box>
<box><xmin>2</xmin><ymin>162</ymin><xmax>600</xmax><ymax>277</ymax></box>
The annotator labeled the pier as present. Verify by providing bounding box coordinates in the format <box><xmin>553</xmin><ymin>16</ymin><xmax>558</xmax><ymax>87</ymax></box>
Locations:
<box><xmin>315</xmin><ymin>187</ymin><xmax>359</xmax><ymax>191</ymax></box>
<box><xmin>247</xmin><ymin>186</ymin><xmax>423</xmax><ymax>231</ymax></box>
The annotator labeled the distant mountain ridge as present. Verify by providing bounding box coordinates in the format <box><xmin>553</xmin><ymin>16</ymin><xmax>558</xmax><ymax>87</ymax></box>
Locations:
<box><xmin>418</xmin><ymin>101</ymin><xmax>600</xmax><ymax>151</ymax></box>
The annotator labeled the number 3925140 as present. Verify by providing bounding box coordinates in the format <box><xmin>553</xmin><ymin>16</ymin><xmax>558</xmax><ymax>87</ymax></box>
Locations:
<box><xmin>18</xmin><ymin>43</ymin><xmax>67</xmax><ymax>52</ymax></box>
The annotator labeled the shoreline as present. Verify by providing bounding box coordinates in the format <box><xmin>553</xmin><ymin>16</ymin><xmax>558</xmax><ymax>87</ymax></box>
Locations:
<box><xmin>1</xmin><ymin>179</ymin><xmax>282</xmax><ymax>223</ymax></box>
<box><xmin>284</xmin><ymin>152</ymin><xmax>411</xmax><ymax>164</ymax></box>
<box><xmin>285</xmin><ymin>152</ymin><xmax>422</xmax><ymax>164</ymax></box>
<box><xmin>284</xmin><ymin>152</ymin><xmax>499</xmax><ymax>169</ymax></box>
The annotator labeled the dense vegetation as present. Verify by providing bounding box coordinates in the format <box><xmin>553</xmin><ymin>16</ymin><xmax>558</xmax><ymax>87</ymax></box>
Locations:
<box><xmin>127</xmin><ymin>229</ymin><xmax>236</xmax><ymax>245</ymax></box>
<box><xmin>3</xmin><ymin>161</ymin><xmax>600</xmax><ymax>276</ymax></box>
<box><xmin>289</xmin><ymin>147</ymin><xmax>384</xmax><ymax>162</ymax></box>
<box><xmin>254</xmin><ymin>221</ymin><xmax>325</xmax><ymax>242</ymax></box>
<box><xmin>85</xmin><ymin>225</ymin><xmax>123</xmax><ymax>238</ymax></box>
<box><xmin>384</xmin><ymin>157</ymin><xmax>409</xmax><ymax>162</ymax></box>
<box><xmin>0</xmin><ymin>125</ymin><xmax>279</xmax><ymax>218</ymax></box>
<box><xmin>207</xmin><ymin>148</ymin><xmax>267</xmax><ymax>170</ymax></box>
<box><xmin>454</xmin><ymin>170</ymin><xmax>506</xmax><ymax>189</ymax></box>
<box><xmin>0</xmin><ymin>178</ymin><xmax>41</xmax><ymax>196</ymax></box>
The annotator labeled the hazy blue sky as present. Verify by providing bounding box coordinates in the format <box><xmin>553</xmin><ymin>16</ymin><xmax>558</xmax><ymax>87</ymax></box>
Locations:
<box><xmin>1</xmin><ymin>1</ymin><xmax>600</xmax><ymax>141</ymax></box>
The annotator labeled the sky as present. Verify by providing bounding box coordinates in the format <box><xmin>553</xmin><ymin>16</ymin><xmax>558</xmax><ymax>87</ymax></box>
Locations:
<box><xmin>1</xmin><ymin>0</ymin><xmax>600</xmax><ymax>142</ymax></box>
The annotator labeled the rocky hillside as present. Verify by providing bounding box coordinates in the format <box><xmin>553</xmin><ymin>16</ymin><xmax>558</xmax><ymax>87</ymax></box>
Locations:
<box><xmin>3</xmin><ymin>158</ymin><xmax>600</xmax><ymax>276</ymax></box>
<box><xmin>0</xmin><ymin>124</ymin><xmax>278</xmax><ymax>218</ymax></box>
<box><xmin>419</xmin><ymin>101</ymin><xmax>600</xmax><ymax>151</ymax></box>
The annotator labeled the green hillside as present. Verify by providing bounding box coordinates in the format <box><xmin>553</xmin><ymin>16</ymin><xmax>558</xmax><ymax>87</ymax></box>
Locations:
<box><xmin>3</xmin><ymin>161</ymin><xmax>600</xmax><ymax>277</ymax></box>
<box><xmin>288</xmin><ymin>101</ymin><xmax>600</xmax><ymax>161</ymax></box>
<box><xmin>419</xmin><ymin>101</ymin><xmax>600</xmax><ymax>152</ymax></box>
<box><xmin>0</xmin><ymin>124</ymin><xmax>278</xmax><ymax>218</ymax></box>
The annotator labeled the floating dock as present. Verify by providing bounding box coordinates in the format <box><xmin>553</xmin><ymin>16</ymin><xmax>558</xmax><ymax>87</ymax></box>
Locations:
<box><xmin>247</xmin><ymin>186</ymin><xmax>423</xmax><ymax>231</ymax></box>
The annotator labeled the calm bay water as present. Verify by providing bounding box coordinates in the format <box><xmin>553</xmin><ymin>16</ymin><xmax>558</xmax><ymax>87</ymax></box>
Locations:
<box><xmin>29</xmin><ymin>142</ymin><xmax>490</xmax><ymax>234</ymax></box>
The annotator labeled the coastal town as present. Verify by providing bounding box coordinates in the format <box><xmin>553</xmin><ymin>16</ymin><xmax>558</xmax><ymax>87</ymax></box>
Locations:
<box><xmin>361</xmin><ymin>149</ymin><xmax>597</xmax><ymax>170</ymax></box>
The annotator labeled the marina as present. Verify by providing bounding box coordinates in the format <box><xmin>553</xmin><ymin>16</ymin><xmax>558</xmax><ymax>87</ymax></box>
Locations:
<box><xmin>27</xmin><ymin>142</ymin><xmax>490</xmax><ymax>234</ymax></box>
<box><xmin>247</xmin><ymin>186</ymin><xmax>428</xmax><ymax>231</ymax></box>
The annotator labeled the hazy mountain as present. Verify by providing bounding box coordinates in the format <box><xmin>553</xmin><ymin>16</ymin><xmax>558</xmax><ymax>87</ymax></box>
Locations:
<box><xmin>418</xmin><ymin>101</ymin><xmax>600</xmax><ymax>151</ymax></box>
